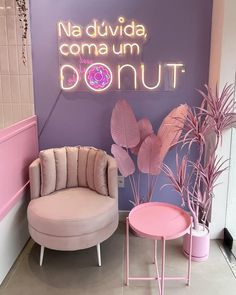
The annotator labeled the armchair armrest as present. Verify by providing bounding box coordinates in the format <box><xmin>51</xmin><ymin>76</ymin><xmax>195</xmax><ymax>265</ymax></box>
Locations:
<box><xmin>29</xmin><ymin>158</ymin><xmax>41</xmax><ymax>199</ymax></box>
<box><xmin>107</xmin><ymin>155</ymin><xmax>118</xmax><ymax>199</ymax></box>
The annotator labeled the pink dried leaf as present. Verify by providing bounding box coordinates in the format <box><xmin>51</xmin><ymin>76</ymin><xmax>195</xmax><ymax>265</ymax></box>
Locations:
<box><xmin>131</xmin><ymin>118</ymin><xmax>154</xmax><ymax>155</ymax></box>
<box><xmin>137</xmin><ymin>134</ymin><xmax>162</xmax><ymax>175</ymax></box>
<box><xmin>138</xmin><ymin>118</ymin><xmax>154</xmax><ymax>139</ymax></box>
<box><xmin>111</xmin><ymin>144</ymin><xmax>135</xmax><ymax>177</ymax></box>
<box><xmin>157</xmin><ymin>104</ymin><xmax>188</xmax><ymax>162</ymax></box>
<box><xmin>111</xmin><ymin>99</ymin><xmax>140</xmax><ymax>148</ymax></box>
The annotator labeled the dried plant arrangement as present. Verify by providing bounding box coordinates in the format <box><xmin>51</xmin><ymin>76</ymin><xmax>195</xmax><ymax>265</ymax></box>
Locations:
<box><xmin>15</xmin><ymin>0</ymin><xmax>28</xmax><ymax>65</ymax></box>
<box><xmin>110</xmin><ymin>99</ymin><xmax>188</xmax><ymax>206</ymax></box>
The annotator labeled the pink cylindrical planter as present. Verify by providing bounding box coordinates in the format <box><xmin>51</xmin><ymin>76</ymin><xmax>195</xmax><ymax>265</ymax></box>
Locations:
<box><xmin>183</xmin><ymin>226</ymin><xmax>210</xmax><ymax>262</ymax></box>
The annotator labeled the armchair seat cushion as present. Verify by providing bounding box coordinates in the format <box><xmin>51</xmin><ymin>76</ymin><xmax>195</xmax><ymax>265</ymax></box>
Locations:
<box><xmin>27</xmin><ymin>187</ymin><xmax>118</xmax><ymax>237</ymax></box>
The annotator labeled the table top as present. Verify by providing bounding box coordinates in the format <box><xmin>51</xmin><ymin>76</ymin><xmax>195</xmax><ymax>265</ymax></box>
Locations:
<box><xmin>128</xmin><ymin>202</ymin><xmax>192</xmax><ymax>240</ymax></box>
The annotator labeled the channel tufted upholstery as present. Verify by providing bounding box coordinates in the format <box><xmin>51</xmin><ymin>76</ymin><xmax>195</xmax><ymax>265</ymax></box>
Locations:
<box><xmin>27</xmin><ymin>146</ymin><xmax>118</xmax><ymax>266</ymax></box>
<box><xmin>38</xmin><ymin>146</ymin><xmax>109</xmax><ymax>196</ymax></box>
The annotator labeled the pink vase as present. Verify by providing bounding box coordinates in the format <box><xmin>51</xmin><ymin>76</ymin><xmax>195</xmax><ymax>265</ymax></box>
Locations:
<box><xmin>183</xmin><ymin>226</ymin><xmax>210</xmax><ymax>262</ymax></box>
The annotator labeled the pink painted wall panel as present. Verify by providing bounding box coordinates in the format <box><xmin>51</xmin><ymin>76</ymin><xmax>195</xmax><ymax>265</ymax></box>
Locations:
<box><xmin>0</xmin><ymin>116</ymin><xmax>38</xmax><ymax>220</ymax></box>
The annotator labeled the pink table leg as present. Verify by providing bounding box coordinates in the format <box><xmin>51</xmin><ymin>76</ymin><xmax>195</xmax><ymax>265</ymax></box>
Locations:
<box><xmin>154</xmin><ymin>240</ymin><xmax>162</xmax><ymax>294</ymax></box>
<box><xmin>187</xmin><ymin>223</ymin><xmax>193</xmax><ymax>286</ymax></box>
<box><xmin>126</xmin><ymin>217</ymin><xmax>130</xmax><ymax>286</ymax></box>
<box><xmin>154</xmin><ymin>240</ymin><xmax>157</xmax><ymax>263</ymax></box>
<box><xmin>161</xmin><ymin>237</ymin><xmax>166</xmax><ymax>295</ymax></box>
<box><xmin>125</xmin><ymin>203</ymin><xmax>193</xmax><ymax>293</ymax></box>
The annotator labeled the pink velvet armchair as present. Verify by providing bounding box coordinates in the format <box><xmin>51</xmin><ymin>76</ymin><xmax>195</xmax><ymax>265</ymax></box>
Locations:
<box><xmin>27</xmin><ymin>146</ymin><xmax>118</xmax><ymax>266</ymax></box>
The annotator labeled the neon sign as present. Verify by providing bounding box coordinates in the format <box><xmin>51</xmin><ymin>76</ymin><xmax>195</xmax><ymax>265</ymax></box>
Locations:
<box><xmin>58</xmin><ymin>17</ymin><xmax>185</xmax><ymax>92</ymax></box>
<box><xmin>85</xmin><ymin>63</ymin><xmax>113</xmax><ymax>92</ymax></box>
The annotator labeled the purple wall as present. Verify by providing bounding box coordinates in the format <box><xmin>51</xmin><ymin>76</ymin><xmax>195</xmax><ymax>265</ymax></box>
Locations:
<box><xmin>30</xmin><ymin>0</ymin><xmax>213</xmax><ymax>210</ymax></box>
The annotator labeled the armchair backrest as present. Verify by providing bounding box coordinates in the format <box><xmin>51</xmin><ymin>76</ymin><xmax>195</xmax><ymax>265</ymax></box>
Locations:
<box><xmin>29</xmin><ymin>146</ymin><xmax>118</xmax><ymax>200</ymax></box>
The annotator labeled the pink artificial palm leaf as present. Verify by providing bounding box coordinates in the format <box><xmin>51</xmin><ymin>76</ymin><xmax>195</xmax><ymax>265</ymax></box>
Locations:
<box><xmin>157</xmin><ymin>104</ymin><xmax>188</xmax><ymax>162</ymax></box>
<box><xmin>111</xmin><ymin>100</ymin><xmax>140</xmax><ymax>148</ymax></box>
<box><xmin>111</xmin><ymin>144</ymin><xmax>135</xmax><ymax>177</ymax></box>
<box><xmin>190</xmin><ymin>155</ymin><xmax>228</xmax><ymax>225</ymax></box>
<box><xmin>131</xmin><ymin>118</ymin><xmax>154</xmax><ymax>155</ymax></box>
<box><xmin>162</xmin><ymin>154</ymin><xmax>188</xmax><ymax>206</ymax></box>
<box><xmin>198</xmin><ymin>84</ymin><xmax>236</xmax><ymax>139</ymax></box>
<box><xmin>191</xmin><ymin>154</ymin><xmax>228</xmax><ymax>195</ymax></box>
<box><xmin>137</xmin><ymin>134</ymin><xmax>162</xmax><ymax>175</ymax></box>
<box><xmin>180</xmin><ymin>108</ymin><xmax>209</xmax><ymax>155</ymax></box>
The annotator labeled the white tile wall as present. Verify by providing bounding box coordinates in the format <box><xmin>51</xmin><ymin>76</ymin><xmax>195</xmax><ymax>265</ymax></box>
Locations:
<box><xmin>0</xmin><ymin>0</ymin><xmax>34</xmax><ymax>129</ymax></box>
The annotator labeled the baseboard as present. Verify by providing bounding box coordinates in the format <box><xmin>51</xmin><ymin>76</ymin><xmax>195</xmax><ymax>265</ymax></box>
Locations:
<box><xmin>0</xmin><ymin>191</ymin><xmax>30</xmax><ymax>285</ymax></box>
<box><xmin>232</xmin><ymin>241</ymin><xmax>236</xmax><ymax>258</ymax></box>
<box><xmin>224</xmin><ymin>228</ymin><xmax>233</xmax><ymax>250</ymax></box>
<box><xmin>119</xmin><ymin>210</ymin><xmax>129</xmax><ymax>222</ymax></box>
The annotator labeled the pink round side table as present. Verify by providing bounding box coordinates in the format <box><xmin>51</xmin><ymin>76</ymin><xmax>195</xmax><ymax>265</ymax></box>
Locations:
<box><xmin>125</xmin><ymin>202</ymin><xmax>193</xmax><ymax>295</ymax></box>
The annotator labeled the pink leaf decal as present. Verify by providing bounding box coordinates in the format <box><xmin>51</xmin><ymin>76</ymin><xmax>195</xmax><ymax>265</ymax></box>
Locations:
<box><xmin>111</xmin><ymin>144</ymin><xmax>135</xmax><ymax>177</ymax></box>
<box><xmin>137</xmin><ymin>134</ymin><xmax>162</xmax><ymax>175</ymax></box>
<box><xmin>111</xmin><ymin>100</ymin><xmax>140</xmax><ymax>148</ymax></box>
<box><xmin>158</xmin><ymin>104</ymin><xmax>188</xmax><ymax>161</ymax></box>
<box><xmin>131</xmin><ymin>118</ymin><xmax>154</xmax><ymax>155</ymax></box>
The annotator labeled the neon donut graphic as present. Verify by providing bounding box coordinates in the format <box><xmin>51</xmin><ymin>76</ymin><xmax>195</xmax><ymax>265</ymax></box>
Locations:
<box><xmin>85</xmin><ymin>63</ymin><xmax>113</xmax><ymax>92</ymax></box>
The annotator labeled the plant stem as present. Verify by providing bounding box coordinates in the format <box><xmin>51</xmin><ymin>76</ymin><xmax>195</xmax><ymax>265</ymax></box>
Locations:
<box><xmin>137</xmin><ymin>172</ymin><xmax>140</xmax><ymax>200</ymax></box>
<box><xmin>186</xmin><ymin>192</ymin><xmax>200</xmax><ymax>230</ymax></box>
<box><xmin>128</xmin><ymin>175</ymin><xmax>138</xmax><ymax>205</ymax></box>
<box><xmin>131</xmin><ymin>174</ymin><xmax>139</xmax><ymax>203</ymax></box>
<box><xmin>149</xmin><ymin>175</ymin><xmax>159</xmax><ymax>202</ymax></box>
